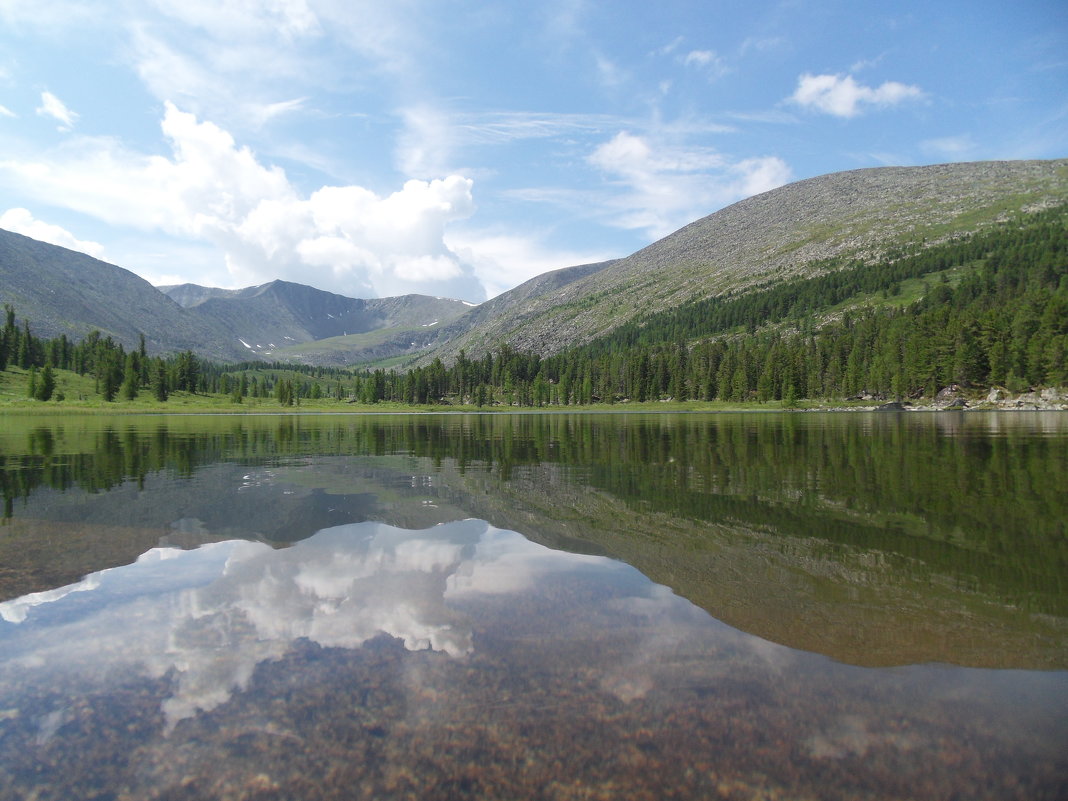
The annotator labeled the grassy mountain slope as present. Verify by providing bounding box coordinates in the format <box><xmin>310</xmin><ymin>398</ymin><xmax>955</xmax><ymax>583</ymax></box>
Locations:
<box><xmin>421</xmin><ymin>259</ymin><xmax>618</xmax><ymax>356</ymax></box>
<box><xmin>424</xmin><ymin>159</ymin><xmax>1068</xmax><ymax>364</ymax></box>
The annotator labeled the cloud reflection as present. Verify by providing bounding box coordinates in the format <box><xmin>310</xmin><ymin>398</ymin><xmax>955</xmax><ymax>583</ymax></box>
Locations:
<box><xmin>0</xmin><ymin>519</ymin><xmax>636</xmax><ymax>730</ymax></box>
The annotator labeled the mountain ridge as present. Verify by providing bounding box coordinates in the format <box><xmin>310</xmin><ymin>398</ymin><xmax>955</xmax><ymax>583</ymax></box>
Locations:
<box><xmin>3</xmin><ymin>158</ymin><xmax>1066</xmax><ymax>369</ymax></box>
<box><xmin>0</xmin><ymin>232</ymin><xmax>473</xmax><ymax>365</ymax></box>
<box><xmin>417</xmin><ymin>158</ymin><xmax>1068</xmax><ymax>365</ymax></box>
<box><xmin>0</xmin><ymin>228</ymin><xmax>235</xmax><ymax>359</ymax></box>
<box><xmin>158</xmin><ymin>280</ymin><xmax>471</xmax><ymax>362</ymax></box>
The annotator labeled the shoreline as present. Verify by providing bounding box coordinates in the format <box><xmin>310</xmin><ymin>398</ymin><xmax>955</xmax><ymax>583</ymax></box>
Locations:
<box><xmin>2</xmin><ymin>401</ymin><xmax>1066</xmax><ymax>417</ymax></box>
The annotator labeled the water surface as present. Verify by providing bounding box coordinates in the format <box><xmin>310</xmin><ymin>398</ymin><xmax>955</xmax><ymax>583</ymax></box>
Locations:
<box><xmin>0</xmin><ymin>412</ymin><xmax>1065</xmax><ymax>799</ymax></box>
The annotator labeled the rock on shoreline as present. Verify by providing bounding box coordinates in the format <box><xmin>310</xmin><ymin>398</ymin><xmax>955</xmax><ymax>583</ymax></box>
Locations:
<box><xmin>811</xmin><ymin>387</ymin><xmax>1068</xmax><ymax>412</ymax></box>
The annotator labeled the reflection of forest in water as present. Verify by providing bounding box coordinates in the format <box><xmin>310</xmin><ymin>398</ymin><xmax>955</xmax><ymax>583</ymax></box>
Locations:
<box><xmin>1</xmin><ymin>412</ymin><xmax>1066</xmax><ymax>668</ymax></box>
<box><xmin>4</xmin><ymin>413</ymin><xmax>1066</xmax><ymax>601</ymax></box>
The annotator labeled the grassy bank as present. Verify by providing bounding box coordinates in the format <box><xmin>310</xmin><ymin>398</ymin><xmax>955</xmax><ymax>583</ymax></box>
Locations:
<box><xmin>3</xmin><ymin>364</ymin><xmax>1061</xmax><ymax>416</ymax></box>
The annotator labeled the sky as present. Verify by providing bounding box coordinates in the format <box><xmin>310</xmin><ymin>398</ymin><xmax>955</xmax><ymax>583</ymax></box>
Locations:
<box><xmin>0</xmin><ymin>1</ymin><xmax>1065</xmax><ymax>303</ymax></box>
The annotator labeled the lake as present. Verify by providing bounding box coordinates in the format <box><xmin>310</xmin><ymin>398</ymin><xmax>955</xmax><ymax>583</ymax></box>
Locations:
<box><xmin>0</xmin><ymin>411</ymin><xmax>1065</xmax><ymax>800</ymax></box>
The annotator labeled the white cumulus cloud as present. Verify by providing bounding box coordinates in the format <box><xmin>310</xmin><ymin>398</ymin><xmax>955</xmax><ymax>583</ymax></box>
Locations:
<box><xmin>789</xmin><ymin>73</ymin><xmax>924</xmax><ymax>118</ymax></box>
<box><xmin>0</xmin><ymin>207</ymin><xmax>105</xmax><ymax>258</ymax></box>
<box><xmin>0</xmin><ymin>104</ymin><xmax>484</xmax><ymax>300</ymax></box>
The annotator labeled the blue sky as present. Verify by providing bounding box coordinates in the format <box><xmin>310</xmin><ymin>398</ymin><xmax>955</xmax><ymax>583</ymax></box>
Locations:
<box><xmin>1</xmin><ymin>1</ymin><xmax>1065</xmax><ymax>302</ymax></box>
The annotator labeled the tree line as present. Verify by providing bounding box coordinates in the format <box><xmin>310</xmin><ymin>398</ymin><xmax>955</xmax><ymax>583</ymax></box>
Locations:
<box><xmin>1</xmin><ymin>308</ymin><xmax>203</xmax><ymax>403</ymax></box>
<box><xmin>0</xmin><ymin>309</ymin><xmax>361</xmax><ymax>404</ymax></box>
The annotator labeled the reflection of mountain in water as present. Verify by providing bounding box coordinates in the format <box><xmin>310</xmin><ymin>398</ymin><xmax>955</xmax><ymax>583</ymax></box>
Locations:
<box><xmin>1</xmin><ymin>412</ymin><xmax>1065</xmax><ymax>669</ymax></box>
<box><xmin>1</xmin><ymin>517</ymin><xmax>1065</xmax><ymax>801</ymax></box>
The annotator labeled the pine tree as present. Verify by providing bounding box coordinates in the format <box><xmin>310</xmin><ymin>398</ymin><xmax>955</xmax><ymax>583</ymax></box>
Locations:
<box><xmin>138</xmin><ymin>334</ymin><xmax>148</xmax><ymax>385</ymax></box>
<box><xmin>122</xmin><ymin>354</ymin><xmax>140</xmax><ymax>400</ymax></box>
<box><xmin>35</xmin><ymin>363</ymin><xmax>56</xmax><ymax>402</ymax></box>
<box><xmin>17</xmin><ymin>321</ymin><xmax>31</xmax><ymax>369</ymax></box>
<box><xmin>152</xmin><ymin>360</ymin><xmax>169</xmax><ymax>402</ymax></box>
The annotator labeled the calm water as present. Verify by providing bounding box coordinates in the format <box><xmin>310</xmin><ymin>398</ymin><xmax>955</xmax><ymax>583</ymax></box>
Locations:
<box><xmin>0</xmin><ymin>411</ymin><xmax>1065</xmax><ymax>800</ymax></box>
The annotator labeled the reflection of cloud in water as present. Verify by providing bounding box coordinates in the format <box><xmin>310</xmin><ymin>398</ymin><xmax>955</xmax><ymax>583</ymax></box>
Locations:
<box><xmin>0</xmin><ymin>575</ymin><xmax>102</xmax><ymax>624</ymax></box>
<box><xmin>805</xmin><ymin>714</ymin><xmax>922</xmax><ymax>759</ymax></box>
<box><xmin>0</xmin><ymin>519</ymin><xmax>668</xmax><ymax>731</ymax></box>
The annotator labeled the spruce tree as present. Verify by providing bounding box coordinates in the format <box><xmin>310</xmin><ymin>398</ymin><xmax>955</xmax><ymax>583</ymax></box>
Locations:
<box><xmin>152</xmin><ymin>360</ymin><xmax>169</xmax><ymax>402</ymax></box>
<box><xmin>0</xmin><ymin>305</ymin><xmax>15</xmax><ymax>370</ymax></box>
<box><xmin>35</xmin><ymin>363</ymin><xmax>56</xmax><ymax>402</ymax></box>
<box><xmin>101</xmin><ymin>361</ymin><xmax>119</xmax><ymax>402</ymax></box>
<box><xmin>122</xmin><ymin>354</ymin><xmax>140</xmax><ymax>400</ymax></box>
<box><xmin>138</xmin><ymin>334</ymin><xmax>148</xmax><ymax>385</ymax></box>
<box><xmin>17</xmin><ymin>321</ymin><xmax>31</xmax><ymax>369</ymax></box>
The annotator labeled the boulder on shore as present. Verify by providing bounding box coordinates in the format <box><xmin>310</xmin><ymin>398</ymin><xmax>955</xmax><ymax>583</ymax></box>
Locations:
<box><xmin>875</xmin><ymin>401</ymin><xmax>909</xmax><ymax>412</ymax></box>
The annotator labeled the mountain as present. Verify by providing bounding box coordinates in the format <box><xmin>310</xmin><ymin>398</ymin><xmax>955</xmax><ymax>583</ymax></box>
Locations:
<box><xmin>159</xmin><ymin>280</ymin><xmax>472</xmax><ymax>364</ymax></box>
<box><xmin>417</xmin><ymin>259</ymin><xmax>618</xmax><ymax>359</ymax></box>
<box><xmin>4</xmin><ymin>159</ymin><xmax>1066</xmax><ymax>371</ymax></box>
<box><xmin>0</xmin><ymin>230</ymin><xmax>472</xmax><ymax>365</ymax></box>
<box><xmin>0</xmin><ymin>228</ymin><xmax>240</xmax><ymax>360</ymax></box>
<box><xmin>420</xmin><ymin>159</ymin><xmax>1068</xmax><ymax>364</ymax></box>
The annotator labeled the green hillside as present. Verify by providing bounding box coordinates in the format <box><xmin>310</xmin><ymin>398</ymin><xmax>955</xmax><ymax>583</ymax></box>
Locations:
<box><xmin>358</xmin><ymin>205</ymin><xmax>1068</xmax><ymax>406</ymax></box>
<box><xmin>423</xmin><ymin>159</ymin><xmax>1068</xmax><ymax>364</ymax></box>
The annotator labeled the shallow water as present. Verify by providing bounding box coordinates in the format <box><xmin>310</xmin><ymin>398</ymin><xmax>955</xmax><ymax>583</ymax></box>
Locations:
<box><xmin>0</xmin><ymin>412</ymin><xmax>1065</xmax><ymax>799</ymax></box>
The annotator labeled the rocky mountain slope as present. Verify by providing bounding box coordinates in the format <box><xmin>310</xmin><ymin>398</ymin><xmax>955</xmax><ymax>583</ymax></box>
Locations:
<box><xmin>160</xmin><ymin>280</ymin><xmax>470</xmax><ymax>362</ymax></box>
<box><xmin>0</xmin><ymin>230</ymin><xmax>471</xmax><ymax>364</ymax></box>
<box><xmin>0</xmin><ymin>228</ymin><xmax>236</xmax><ymax>359</ymax></box>
<box><xmin>421</xmin><ymin>159</ymin><xmax>1068</xmax><ymax>364</ymax></box>
<box><xmin>419</xmin><ymin>259</ymin><xmax>618</xmax><ymax>358</ymax></box>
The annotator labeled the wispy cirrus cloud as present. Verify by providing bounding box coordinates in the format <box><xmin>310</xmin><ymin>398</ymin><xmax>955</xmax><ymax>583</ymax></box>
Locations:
<box><xmin>586</xmin><ymin>131</ymin><xmax>792</xmax><ymax>238</ymax></box>
<box><xmin>682</xmin><ymin>49</ymin><xmax>728</xmax><ymax>80</ymax></box>
<box><xmin>453</xmin><ymin>109</ymin><xmax>621</xmax><ymax>145</ymax></box>
<box><xmin>921</xmin><ymin>134</ymin><xmax>978</xmax><ymax>159</ymax></box>
<box><xmin>788</xmin><ymin>73</ymin><xmax>924</xmax><ymax>118</ymax></box>
<box><xmin>36</xmin><ymin>90</ymin><xmax>78</xmax><ymax>131</ymax></box>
